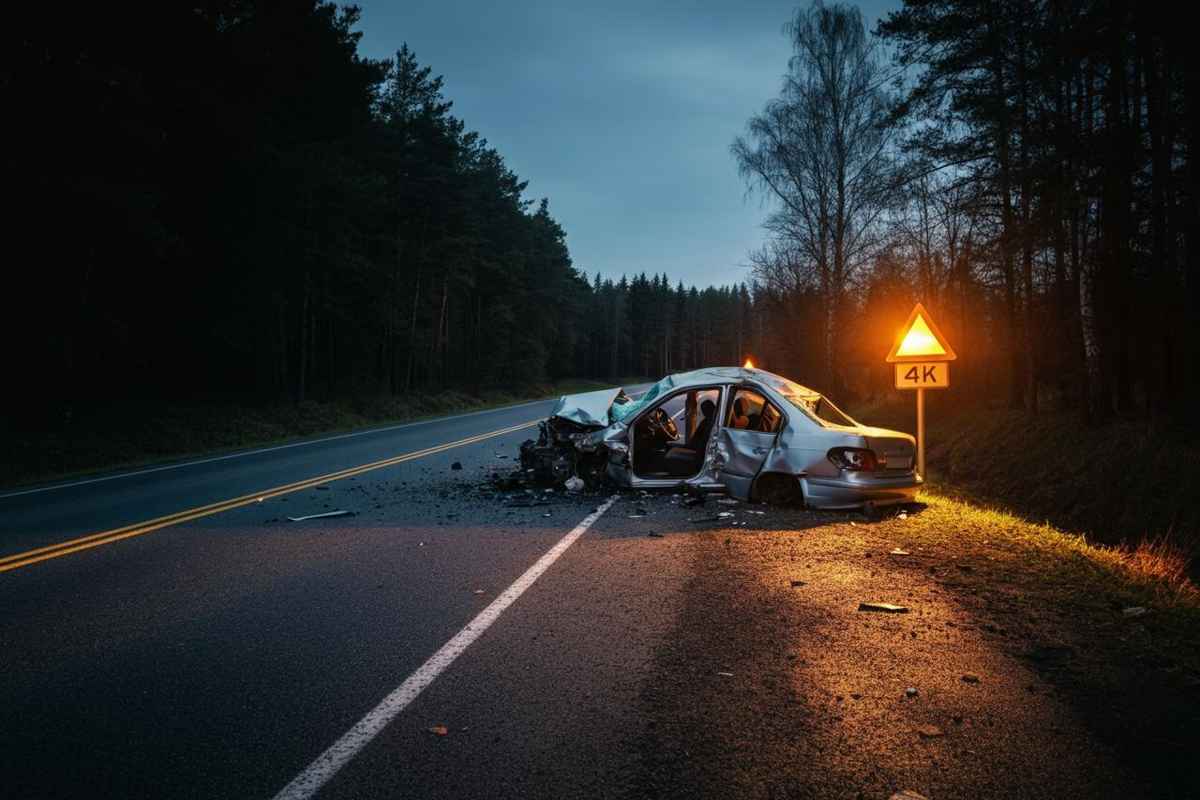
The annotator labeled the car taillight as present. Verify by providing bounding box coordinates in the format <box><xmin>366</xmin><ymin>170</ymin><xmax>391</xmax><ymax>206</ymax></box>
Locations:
<box><xmin>827</xmin><ymin>447</ymin><xmax>879</xmax><ymax>471</ymax></box>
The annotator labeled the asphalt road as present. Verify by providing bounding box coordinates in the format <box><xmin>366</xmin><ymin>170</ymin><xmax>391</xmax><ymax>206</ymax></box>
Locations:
<box><xmin>1</xmin><ymin>393</ymin><xmax>1149</xmax><ymax>800</ymax></box>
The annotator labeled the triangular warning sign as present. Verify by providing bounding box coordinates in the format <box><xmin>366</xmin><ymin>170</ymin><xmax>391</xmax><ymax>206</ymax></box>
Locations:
<box><xmin>886</xmin><ymin>303</ymin><xmax>957</xmax><ymax>362</ymax></box>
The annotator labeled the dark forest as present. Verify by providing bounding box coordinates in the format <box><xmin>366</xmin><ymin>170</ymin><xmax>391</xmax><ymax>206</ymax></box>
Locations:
<box><xmin>3</xmin><ymin>1</ymin><xmax>1197</xmax><ymax>437</ymax></box>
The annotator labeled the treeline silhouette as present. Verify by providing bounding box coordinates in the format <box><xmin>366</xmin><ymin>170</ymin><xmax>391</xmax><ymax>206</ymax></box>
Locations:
<box><xmin>4</xmin><ymin>4</ymin><xmax>760</xmax><ymax>432</ymax></box>
<box><xmin>6</xmin><ymin>1</ymin><xmax>1196</xmax><ymax>437</ymax></box>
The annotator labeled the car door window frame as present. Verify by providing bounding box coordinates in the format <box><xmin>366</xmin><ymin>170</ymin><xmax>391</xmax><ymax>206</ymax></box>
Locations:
<box><xmin>629</xmin><ymin>385</ymin><xmax>726</xmax><ymax>480</ymax></box>
<box><xmin>724</xmin><ymin>385</ymin><xmax>785</xmax><ymax>437</ymax></box>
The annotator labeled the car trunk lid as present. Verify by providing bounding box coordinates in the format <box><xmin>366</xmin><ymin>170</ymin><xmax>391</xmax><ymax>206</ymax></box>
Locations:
<box><xmin>860</xmin><ymin>427</ymin><xmax>916</xmax><ymax>472</ymax></box>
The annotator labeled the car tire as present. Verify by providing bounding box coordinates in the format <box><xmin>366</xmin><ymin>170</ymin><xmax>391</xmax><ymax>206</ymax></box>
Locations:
<box><xmin>753</xmin><ymin>472</ymin><xmax>804</xmax><ymax>506</ymax></box>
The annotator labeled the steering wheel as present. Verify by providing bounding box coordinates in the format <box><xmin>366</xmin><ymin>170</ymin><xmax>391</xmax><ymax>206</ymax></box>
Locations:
<box><xmin>649</xmin><ymin>408</ymin><xmax>679</xmax><ymax>440</ymax></box>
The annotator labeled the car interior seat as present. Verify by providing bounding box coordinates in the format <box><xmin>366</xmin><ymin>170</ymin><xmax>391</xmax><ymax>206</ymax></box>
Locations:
<box><xmin>731</xmin><ymin>396</ymin><xmax>750</xmax><ymax>428</ymax></box>
<box><xmin>663</xmin><ymin>398</ymin><xmax>715</xmax><ymax>476</ymax></box>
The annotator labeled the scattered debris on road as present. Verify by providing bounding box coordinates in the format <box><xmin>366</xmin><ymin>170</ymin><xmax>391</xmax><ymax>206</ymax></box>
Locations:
<box><xmin>450</xmin><ymin>461</ymin><xmax>463</xmax><ymax>470</ymax></box>
<box><xmin>428</xmin><ymin>725</ymin><xmax>449</xmax><ymax>736</ymax></box>
<box><xmin>905</xmin><ymin>687</ymin><xmax>919</xmax><ymax>698</ymax></box>
<box><xmin>790</xmin><ymin>579</ymin><xmax>806</xmax><ymax>587</ymax></box>
<box><xmin>889</xmin><ymin>547</ymin><xmax>911</xmax><ymax>555</ymax></box>
<box><xmin>286</xmin><ymin>510</ymin><xmax>354</xmax><ymax>522</ymax></box>
<box><xmin>716</xmin><ymin>671</ymin><xmax>734</xmax><ymax>677</ymax></box>
<box><xmin>962</xmin><ymin>673</ymin><xmax>981</xmax><ymax>684</ymax></box>
<box><xmin>1122</xmin><ymin>606</ymin><xmax>1148</xmax><ymax>618</ymax></box>
<box><xmin>564</xmin><ymin>476</ymin><xmax>585</xmax><ymax>492</ymax></box>
<box><xmin>917</xmin><ymin>725</ymin><xmax>945</xmax><ymax>739</ymax></box>
<box><xmin>858</xmin><ymin>602</ymin><xmax>909</xmax><ymax>613</ymax></box>
<box><xmin>889</xmin><ymin>791</ymin><xmax>930</xmax><ymax>800</ymax></box>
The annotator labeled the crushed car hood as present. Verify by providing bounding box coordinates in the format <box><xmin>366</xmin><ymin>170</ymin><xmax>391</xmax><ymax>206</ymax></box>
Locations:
<box><xmin>550</xmin><ymin>388</ymin><xmax>624</xmax><ymax>427</ymax></box>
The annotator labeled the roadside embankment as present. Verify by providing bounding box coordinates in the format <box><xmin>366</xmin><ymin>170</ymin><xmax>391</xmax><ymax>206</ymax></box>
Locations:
<box><xmin>854</xmin><ymin>397</ymin><xmax>1200</xmax><ymax>558</ymax></box>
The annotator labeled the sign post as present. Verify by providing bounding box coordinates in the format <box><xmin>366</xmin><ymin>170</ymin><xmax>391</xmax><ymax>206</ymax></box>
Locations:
<box><xmin>886</xmin><ymin>303</ymin><xmax>956</xmax><ymax>479</ymax></box>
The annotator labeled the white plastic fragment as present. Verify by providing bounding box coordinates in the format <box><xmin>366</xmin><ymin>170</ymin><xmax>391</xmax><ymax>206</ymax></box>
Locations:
<box><xmin>286</xmin><ymin>510</ymin><xmax>354</xmax><ymax>522</ymax></box>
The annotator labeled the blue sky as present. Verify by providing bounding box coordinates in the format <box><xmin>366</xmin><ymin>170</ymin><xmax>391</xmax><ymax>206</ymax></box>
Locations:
<box><xmin>352</xmin><ymin>1</ymin><xmax>900</xmax><ymax>289</ymax></box>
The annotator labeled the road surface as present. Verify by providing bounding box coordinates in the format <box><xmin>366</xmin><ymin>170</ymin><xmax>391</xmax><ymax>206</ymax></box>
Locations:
<box><xmin>0</xmin><ymin>393</ymin><xmax>1149</xmax><ymax>799</ymax></box>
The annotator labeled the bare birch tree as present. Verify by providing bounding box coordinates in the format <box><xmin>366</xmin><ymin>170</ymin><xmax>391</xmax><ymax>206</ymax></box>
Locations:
<box><xmin>733</xmin><ymin>0</ymin><xmax>897</xmax><ymax>393</ymax></box>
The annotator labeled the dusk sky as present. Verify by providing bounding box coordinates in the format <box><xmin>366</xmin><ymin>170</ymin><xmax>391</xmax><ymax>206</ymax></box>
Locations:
<box><xmin>352</xmin><ymin>0</ymin><xmax>900</xmax><ymax>290</ymax></box>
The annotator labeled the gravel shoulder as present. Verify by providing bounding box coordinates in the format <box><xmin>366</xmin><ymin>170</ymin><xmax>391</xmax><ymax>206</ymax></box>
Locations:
<box><xmin>614</xmin><ymin>491</ymin><xmax>1198</xmax><ymax>800</ymax></box>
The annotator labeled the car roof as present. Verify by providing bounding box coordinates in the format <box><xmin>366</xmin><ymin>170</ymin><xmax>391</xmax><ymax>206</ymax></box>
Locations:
<box><xmin>607</xmin><ymin>366</ymin><xmax>821</xmax><ymax>425</ymax></box>
<box><xmin>665</xmin><ymin>366</ymin><xmax>821</xmax><ymax>398</ymax></box>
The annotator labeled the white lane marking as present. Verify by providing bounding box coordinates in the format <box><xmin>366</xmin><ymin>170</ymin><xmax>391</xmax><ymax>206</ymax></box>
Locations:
<box><xmin>271</xmin><ymin>495</ymin><xmax>619</xmax><ymax>800</ymax></box>
<box><xmin>0</xmin><ymin>398</ymin><xmax>554</xmax><ymax>500</ymax></box>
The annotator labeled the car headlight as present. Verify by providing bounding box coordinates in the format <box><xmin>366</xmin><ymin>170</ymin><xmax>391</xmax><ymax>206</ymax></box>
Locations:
<box><xmin>827</xmin><ymin>447</ymin><xmax>880</xmax><ymax>471</ymax></box>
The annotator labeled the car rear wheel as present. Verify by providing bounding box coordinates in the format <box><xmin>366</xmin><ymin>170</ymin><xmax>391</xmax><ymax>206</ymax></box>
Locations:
<box><xmin>753</xmin><ymin>472</ymin><xmax>804</xmax><ymax>506</ymax></box>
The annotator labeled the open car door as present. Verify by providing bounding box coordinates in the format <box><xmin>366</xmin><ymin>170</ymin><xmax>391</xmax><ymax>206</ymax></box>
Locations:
<box><xmin>716</xmin><ymin>386</ymin><xmax>783</xmax><ymax>499</ymax></box>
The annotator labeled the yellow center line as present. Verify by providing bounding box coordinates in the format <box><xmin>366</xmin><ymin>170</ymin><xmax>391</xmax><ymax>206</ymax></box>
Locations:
<box><xmin>0</xmin><ymin>420</ymin><xmax>538</xmax><ymax>574</ymax></box>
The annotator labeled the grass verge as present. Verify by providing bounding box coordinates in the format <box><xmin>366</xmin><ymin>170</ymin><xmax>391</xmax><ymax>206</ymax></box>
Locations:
<box><xmin>2</xmin><ymin>378</ymin><xmax>648</xmax><ymax>490</ymax></box>
<box><xmin>854</xmin><ymin>397</ymin><xmax>1200</xmax><ymax>554</ymax></box>
<box><xmin>886</xmin><ymin>492</ymin><xmax>1200</xmax><ymax>795</ymax></box>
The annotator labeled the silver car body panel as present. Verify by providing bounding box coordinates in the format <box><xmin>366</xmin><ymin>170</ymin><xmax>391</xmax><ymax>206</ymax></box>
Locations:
<box><xmin>550</xmin><ymin>387</ymin><xmax>625</xmax><ymax>427</ymax></box>
<box><xmin>546</xmin><ymin>367</ymin><xmax>920</xmax><ymax>508</ymax></box>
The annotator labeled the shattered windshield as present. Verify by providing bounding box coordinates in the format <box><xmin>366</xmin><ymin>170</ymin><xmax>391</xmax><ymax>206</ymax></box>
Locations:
<box><xmin>609</xmin><ymin>375</ymin><xmax>675</xmax><ymax>423</ymax></box>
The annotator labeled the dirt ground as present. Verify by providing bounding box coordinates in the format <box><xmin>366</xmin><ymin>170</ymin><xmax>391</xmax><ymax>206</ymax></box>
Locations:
<box><xmin>602</xmin><ymin>493</ymin><xmax>1199</xmax><ymax>800</ymax></box>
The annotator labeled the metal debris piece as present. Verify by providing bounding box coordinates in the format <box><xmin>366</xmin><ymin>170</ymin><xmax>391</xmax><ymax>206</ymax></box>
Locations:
<box><xmin>716</xmin><ymin>671</ymin><xmax>734</xmax><ymax>677</ymax></box>
<box><xmin>450</xmin><ymin>462</ymin><xmax>463</xmax><ymax>471</ymax></box>
<box><xmin>859</xmin><ymin>602</ymin><xmax>909</xmax><ymax>613</ymax></box>
<box><xmin>1122</xmin><ymin>606</ymin><xmax>1148</xmax><ymax>618</ymax></box>
<box><xmin>717</xmin><ymin>511</ymin><xmax>734</xmax><ymax>518</ymax></box>
<box><xmin>286</xmin><ymin>510</ymin><xmax>354</xmax><ymax>522</ymax></box>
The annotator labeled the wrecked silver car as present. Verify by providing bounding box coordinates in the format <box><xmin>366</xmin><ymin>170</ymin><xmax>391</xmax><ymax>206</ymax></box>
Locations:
<box><xmin>520</xmin><ymin>367</ymin><xmax>921</xmax><ymax>509</ymax></box>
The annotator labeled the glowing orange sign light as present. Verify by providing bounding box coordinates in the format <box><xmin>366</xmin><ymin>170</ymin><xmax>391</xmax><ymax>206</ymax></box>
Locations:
<box><xmin>743</xmin><ymin>357</ymin><xmax>756</xmax><ymax>369</ymax></box>
<box><xmin>886</xmin><ymin>303</ymin><xmax>956</xmax><ymax>363</ymax></box>
<box><xmin>886</xmin><ymin>302</ymin><xmax>956</xmax><ymax>481</ymax></box>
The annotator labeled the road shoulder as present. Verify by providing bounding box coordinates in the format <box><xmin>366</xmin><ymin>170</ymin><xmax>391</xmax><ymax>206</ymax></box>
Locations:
<box><xmin>631</xmin><ymin>499</ymin><xmax>1154</xmax><ymax>799</ymax></box>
